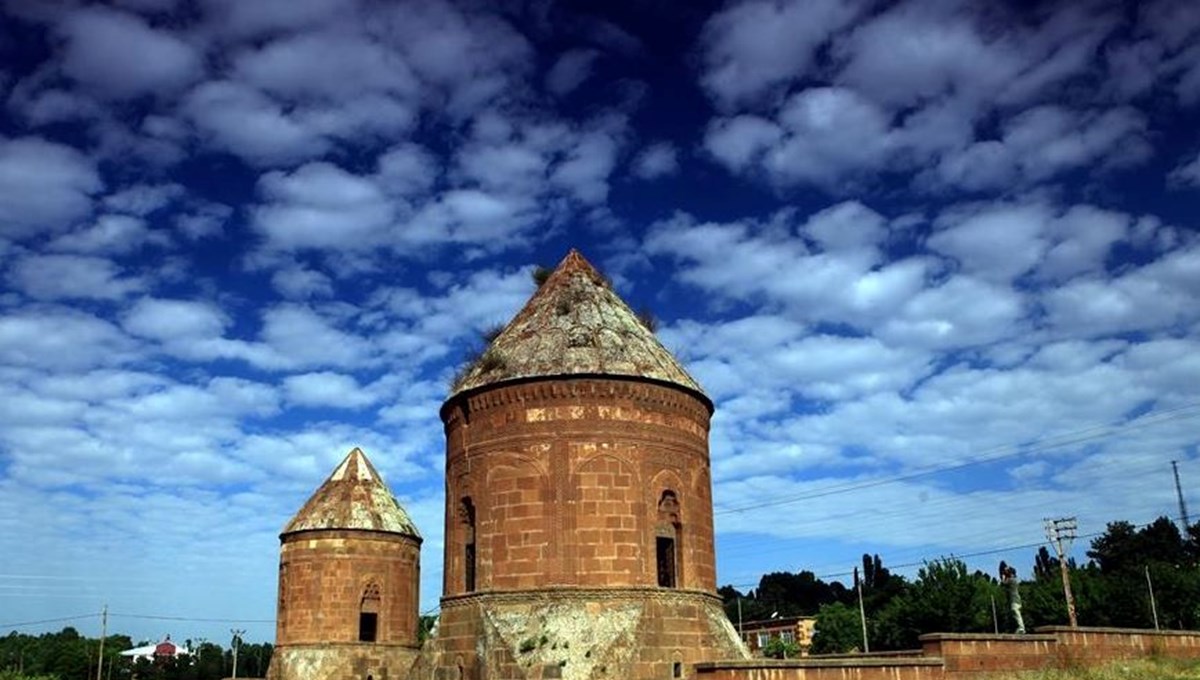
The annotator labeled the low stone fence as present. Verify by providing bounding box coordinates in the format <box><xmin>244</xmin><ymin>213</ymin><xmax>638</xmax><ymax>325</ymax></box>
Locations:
<box><xmin>694</xmin><ymin>626</ymin><xmax>1200</xmax><ymax>680</ymax></box>
<box><xmin>693</xmin><ymin>656</ymin><xmax>944</xmax><ymax>680</ymax></box>
<box><xmin>1043</xmin><ymin>625</ymin><xmax>1200</xmax><ymax>664</ymax></box>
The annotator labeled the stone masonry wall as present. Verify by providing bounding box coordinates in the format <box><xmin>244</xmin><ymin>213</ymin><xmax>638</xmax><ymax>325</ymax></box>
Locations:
<box><xmin>694</xmin><ymin>627</ymin><xmax>1200</xmax><ymax>680</ymax></box>
<box><xmin>920</xmin><ymin>633</ymin><xmax>1057</xmax><ymax>674</ymax></box>
<box><xmin>276</xmin><ymin>530</ymin><xmax>422</xmax><ymax>647</ymax></box>
<box><xmin>420</xmin><ymin>589</ymin><xmax>746</xmax><ymax>680</ymax></box>
<box><xmin>440</xmin><ymin>378</ymin><xmax>716</xmax><ymax>597</ymax></box>
<box><xmin>1044</xmin><ymin>626</ymin><xmax>1200</xmax><ymax>664</ymax></box>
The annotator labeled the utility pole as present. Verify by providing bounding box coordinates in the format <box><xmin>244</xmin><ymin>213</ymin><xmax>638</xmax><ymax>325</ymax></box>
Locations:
<box><xmin>1145</xmin><ymin>565</ymin><xmax>1160</xmax><ymax>630</ymax></box>
<box><xmin>230</xmin><ymin>629</ymin><xmax>245</xmax><ymax>680</ymax></box>
<box><xmin>990</xmin><ymin>595</ymin><xmax>998</xmax><ymax>634</ymax></box>
<box><xmin>1173</xmin><ymin>461</ymin><xmax>1190</xmax><ymax>532</ymax></box>
<box><xmin>1045</xmin><ymin>517</ymin><xmax>1079</xmax><ymax>627</ymax></box>
<box><xmin>854</xmin><ymin>566</ymin><xmax>869</xmax><ymax>653</ymax></box>
<box><xmin>96</xmin><ymin>605</ymin><xmax>107</xmax><ymax>680</ymax></box>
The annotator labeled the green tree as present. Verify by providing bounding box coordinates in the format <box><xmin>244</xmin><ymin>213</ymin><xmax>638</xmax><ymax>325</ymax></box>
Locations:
<box><xmin>760</xmin><ymin>637</ymin><xmax>800</xmax><ymax>659</ymax></box>
<box><xmin>811</xmin><ymin>602</ymin><xmax>863</xmax><ymax>654</ymax></box>
<box><xmin>873</xmin><ymin>558</ymin><xmax>998</xmax><ymax>650</ymax></box>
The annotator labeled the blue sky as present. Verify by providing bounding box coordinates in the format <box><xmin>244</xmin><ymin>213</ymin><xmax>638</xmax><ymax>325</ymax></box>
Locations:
<box><xmin>2</xmin><ymin>0</ymin><xmax>1199</xmax><ymax>646</ymax></box>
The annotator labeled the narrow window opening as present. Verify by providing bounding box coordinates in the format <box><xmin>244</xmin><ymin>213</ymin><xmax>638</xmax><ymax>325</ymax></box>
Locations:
<box><xmin>672</xmin><ymin>662</ymin><xmax>683</xmax><ymax>678</ymax></box>
<box><xmin>360</xmin><ymin>581</ymin><xmax>380</xmax><ymax>642</ymax></box>
<box><xmin>656</xmin><ymin>536</ymin><xmax>676</xmax><ymax>587</ymax></box>
<box><xmin>359</xmin><ymin>613</ymin><xmax>378</xmax><ymax>642</ymax></box>
<box><xmin>461</xmin><ymin>497</ymin><xmax>477</xmax><ymax>592</ymax></box>
<box><xmin>656</xmin><ymin>490</ymin><xmax>681</xmax><ymax>588</ymax></box>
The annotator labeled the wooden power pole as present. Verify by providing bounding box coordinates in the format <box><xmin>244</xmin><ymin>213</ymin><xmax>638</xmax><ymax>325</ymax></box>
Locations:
<box><xmin>230</xmin><ymin>629</ymin><xmax>246</xmax><ymax>680</ymax></box>
<box><xmin>1045</xmin><ymin>517</ymin><xmax>1079</xmax><ymax>627</ymax></box>
<box><xmin>96</xmin><ymin>605</ymin><xmax>107</xmax><ymax>680</ymax></box>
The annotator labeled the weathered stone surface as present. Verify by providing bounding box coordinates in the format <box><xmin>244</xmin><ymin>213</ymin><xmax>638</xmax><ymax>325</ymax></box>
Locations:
<box><xmin>426</xmin><ymin>250</ymin><xmax>746</xmax><ymax>680</ymax></box>
<box><xmin>270</xmin><ymin>448</ymin><xmax>422</xmax><ymax>680</ymax></box>
<box><xmin>268</xmin><ymin>644</ymin><xmax>419</xmax><ymax>680</ymax></box>
<box><xmin>450</xmin><ymin>250</ymin><xmax>705</xmax><ymax>401</ymax></box>
<box><xmin>283</xmin><ymin>448</ymin><xmax>420</xmax><ymax>536</ymax></box>
<box><xmin>418</xmin><ymin>590</ymin><xmax>747</xmax><ymax>680</ymax></box>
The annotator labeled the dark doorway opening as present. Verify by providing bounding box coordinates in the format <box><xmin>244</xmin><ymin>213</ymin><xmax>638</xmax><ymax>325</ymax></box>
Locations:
<box><xmin>359</xmin><ymin>612</ymin><xmax>378</xmax><ymax>642</ymax></box>
<box><xmin>656</xmin><ymin>536</ymin><xmax>676</xmax><ymax>587</ymax></box>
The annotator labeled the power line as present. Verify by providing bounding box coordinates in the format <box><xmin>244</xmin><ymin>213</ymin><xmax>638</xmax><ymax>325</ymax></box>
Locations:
<box><xmin>714</xmin><ymin>454</ymin><xmax>1182</xmax><ymax>560</ymax></box>
<box><xmin>714</xmin><ymin>403</ymin><xmax>1200</xmax><ymax>516</ymax></box>
<box><xmin>722</xmin><ymin>513</ymin><xmax>1188</xmax><ymax>590</ymax></box>
<box><xmin>108</xmin><ymin>613</ymin><xmax>274</xmax><ymax>624</ymax></box>
<box><xmin>0</xmin><ymin>613</ymin><xmax>97</xmax><ymax>629</ymax></box>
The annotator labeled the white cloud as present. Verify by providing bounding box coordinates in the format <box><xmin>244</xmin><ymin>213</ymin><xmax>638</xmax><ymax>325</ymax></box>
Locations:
<box><xmin>271</xmin><ymin>265</ymin><xmax>334</xmax><ymax>299</ymax></box>
<box><xmin>876</xmin><ymin>275</ymin><xmax>1026</xmax><ymax>350</ymax></box>
<box><xmin>703</xmin><ymin>115</ymin><xmax>783</xmax><ymax>172</ymax></box>
<box><xmin>697</xmin><ymin>0</ymin><xmax>1160</xmax><ymax>195</ymax></box>
<box><xmin>103</xmin><ymin>183</ymin><xmax>185</xmax><ymax>216</ymax></box>
<box><xmin>232</xmin><ymin>30</ymin><xmax>418</xmax><ymax>102</ymax></box>
<box><xmin>800</xmin><ymin>200</ymin><xmax>887</xmax><ymax>253</ymax></box>
<box><xmin>0</xmin><ymin>136</ymin><xmax>102</xmax><ymax>239</ymax></box>
<box><xmin>550</xmin><ymin>129</ymin><xmax>621</xmax><ymax>204</ymax></box>
<box><xmin>259</xmin><ymin>304</ymin><xmax>376</xmax><ymax>370</ymax></box>
<box><xmin>47</xmin><ymin>215</ymin><xmax>162</xmax><ymax>255</ymax></box>
<box><xmin>252</xmin><ymin>162</ymin><xmax>396</xmax><ymax>250</ymax></box>
<box><xmin>929</xmin><ymin>202</ymin><xmax>1051</xmax><ymax>283</ymax></box>
<box><xmin>1042</xmin><ymin>242</ymin><xmax>1200</xmax><ymax>338</ymax></box>
<box><xmin>545</xmin><ymin>48</ymin><xmax>601</xmax><ymax>96</ymax></box>
<box><xmin>0</xmin><ymin>308</ymin><xmax>137</xmax><ymax>371</ymax></box>
<box><xmin>183</xmin><ymin>81</ymin><xmax>330</xmax><ymax>166</ymax></box>
<box><xmin>283</xmin><ymin>371</ymin><xmax>376</xmax><ymax>409</ymax></box>
<box><xmin>834</xmin><ymin>1</ymin><xmax>1015</xmax><ymax>108</ymax></box>
<box><xmin>631</xmin><ymin>142</ymin><xmax>678</xmax><ymax>180</ymax></box>
<box><xmin>56</xmin><ymin>6</ymin><xmax>203</xmax><ymax>99</ymax></box>
<box><xmin>8</xmin><ymin>254</ymin><xmax>144</xmax><ymax>301</ymax></box>
<box><xmin>175</xmin><ymin>201</ymin><xmax>231</xmax><ymax>240</ymax></box>
<box><xmin>378</xmin><ymin>0</ymin><xmax>533</xmax><ymax>117</ymax></box>
<box><xmin>377</xmin><ymin>143</ymin><xmax>439</xmax><ymax>198</ymax></box>
<box><xmin>999</xmin><ymin>106</ymin><xmax>1150</xmax><ymax>180</ymax></box>
<box><xmin>1169</xmin><ymin>150</ymin><xmax>1200</xmax><ymax>187</ymax></box>
<box><xmin>699</xmin><ymin>0</ymin><xmax>864</xmax><ymax>109</ymax></box>
<box><xmin>122</xmin><ymin>298</ymin><xmax>230</xmax><ymax>342</ymax></box>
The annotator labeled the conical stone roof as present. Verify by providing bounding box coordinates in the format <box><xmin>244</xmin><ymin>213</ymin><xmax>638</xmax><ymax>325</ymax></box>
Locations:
<box><xmin>449</xmin><ymin>250</ymin><xmax>706</xmax><ymax>402</ymax></box>
<box><xmin>282</xmin><ymin>447</ymin><xmax>420</xmax><ymax>538</ymax></box>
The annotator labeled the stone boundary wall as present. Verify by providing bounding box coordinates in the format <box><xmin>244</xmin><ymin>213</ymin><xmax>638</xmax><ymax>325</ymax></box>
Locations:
<box><xmin>1042</xmin><ymin>626</ymin><xmax>1200</xmax><ymax>665</ymax></box>
<box><xmin>695</xmin><ymin>626</ymin><xmax>1200</xmax><ymax>680</ymax></box>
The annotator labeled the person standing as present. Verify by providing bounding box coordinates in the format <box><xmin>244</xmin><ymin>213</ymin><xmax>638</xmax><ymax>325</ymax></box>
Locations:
<box><xmin>999</xmin><ymin>561</ymin><xmax>1026</xmax><ymax>634</ymax></box>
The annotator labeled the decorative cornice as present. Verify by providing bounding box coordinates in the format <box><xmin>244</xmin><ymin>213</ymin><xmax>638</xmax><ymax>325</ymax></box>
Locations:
<box><xmin>440</xmin><ymin>586</ymin><xmax>723</xmax><ymax>609</ymax></box>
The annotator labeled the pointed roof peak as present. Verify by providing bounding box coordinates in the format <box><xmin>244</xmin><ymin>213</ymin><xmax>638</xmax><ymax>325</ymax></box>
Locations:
<box><xmin>283</xmin><ymin>447</ymin><xmax>421</xmax><ymax>538</ymax></box>
<box><xmin>448</xmin><ymin>249</ymin><xmax>707</xmax><ymax>404</ymax></box>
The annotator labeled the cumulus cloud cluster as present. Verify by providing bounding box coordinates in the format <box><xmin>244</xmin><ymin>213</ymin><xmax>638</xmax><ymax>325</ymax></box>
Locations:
<box><xmin>0</xmin><ymin>0</ymin><xmax>1197</xmax><ymax>641</ymax></box>
<box><xmin>698</xmin><ymin>0</ymin><xmax>1197</xmax><ymax>192</ymax></box>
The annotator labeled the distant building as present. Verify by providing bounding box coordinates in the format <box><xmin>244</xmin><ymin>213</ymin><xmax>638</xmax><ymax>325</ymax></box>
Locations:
<box><xmin>738</xmin><ymin>617</ymin><xmax>816</xmax><ymax>657</ymax></box>
<box><xmin>120</xmin><ymin>636</ymin><xmax>191</xmax><ymax>661</ymax></box>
